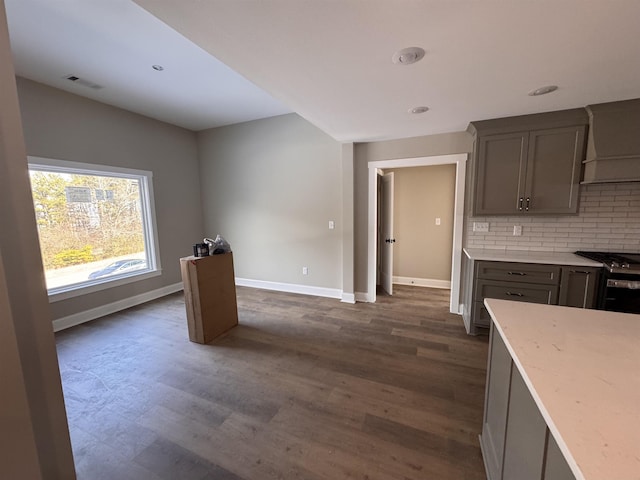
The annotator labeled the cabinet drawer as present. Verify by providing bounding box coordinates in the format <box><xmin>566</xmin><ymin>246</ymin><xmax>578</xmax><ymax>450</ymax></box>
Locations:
<box><xmin>473</xmin><ymin>302</ymin><xmax>492</xmax><ymax>328</ymax></box>
<box><xmin>476</xmin><ymin>261</ymin><xmax>560</xmax><ymax>285</ymax></box>
<box><xmin>475</xmin><ymin>280</ymin><xmax>559</xmax><ymax>305</ymax></box>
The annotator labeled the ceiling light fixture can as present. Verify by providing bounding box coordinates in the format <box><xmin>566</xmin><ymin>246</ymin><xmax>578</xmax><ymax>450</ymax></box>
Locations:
<box><xmin>409</xmin><ymin>106</ymin><xmax>429</xmax><ymax>114</ymax></box>
<box><xmin>152</xmin><ymin>64</ymin><xmax>164</xmax><ymax>71</ymax></box>
<box><xmin>528</xmin><ymin>85</ymin><xmax>558</xmax><ymax>96</ymax></box>
<box><xmin>392</xmin><ymin>47</ymin><xmax>426</xmax><ymax>65</ymax></box>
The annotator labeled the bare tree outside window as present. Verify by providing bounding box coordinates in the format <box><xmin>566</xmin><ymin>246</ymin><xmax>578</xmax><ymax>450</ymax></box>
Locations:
<box><xmin>28</xmin><ymin>159</ymin><xmax>158</xmax><ymax>294</ymax></box>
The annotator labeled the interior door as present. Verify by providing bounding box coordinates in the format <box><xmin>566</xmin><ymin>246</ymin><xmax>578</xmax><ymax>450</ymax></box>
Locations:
<box><xmin>380</xmin><ymin>172</ymin><xmax>394</xmax><ymax>296</ymax></box>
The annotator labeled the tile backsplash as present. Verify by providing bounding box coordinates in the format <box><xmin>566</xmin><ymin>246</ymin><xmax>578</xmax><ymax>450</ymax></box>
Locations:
<box><xmin>466</xmin><ymin>183</ymin><xmax>640</xmax><ymax>252</ymax></box>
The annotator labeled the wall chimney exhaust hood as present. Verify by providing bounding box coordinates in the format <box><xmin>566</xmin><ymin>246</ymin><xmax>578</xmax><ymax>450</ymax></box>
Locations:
<box><xmin>583</xmin><ymin>98</ymin><xmax>640</xmax><ymax>183</ymax></box>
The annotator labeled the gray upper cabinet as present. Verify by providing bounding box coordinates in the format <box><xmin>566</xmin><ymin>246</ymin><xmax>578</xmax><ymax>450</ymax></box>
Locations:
<box><xmin>525</xmin><ymin>127</ymin><xmax>585</xmax><ymax>214</ymax></box>
<box><xmin>475</xmin><ymin>132</ymin><xmax>528</xmax><ymax>215</ymax></box>
<box><xmin>469</xmin><ymin>109</ymin><xmax>589</xmax><ymax>216</ymax></box>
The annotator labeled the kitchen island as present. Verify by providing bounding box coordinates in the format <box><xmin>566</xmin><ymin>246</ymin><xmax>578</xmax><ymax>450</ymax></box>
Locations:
<box><xmin>480</xmin><ymin>299</ymin><xmax>640</xmax><ymax>480</ymax></box>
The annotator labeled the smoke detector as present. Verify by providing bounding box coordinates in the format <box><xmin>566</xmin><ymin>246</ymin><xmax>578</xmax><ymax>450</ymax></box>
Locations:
<box><xmin>392</xmin><ymin>47</ymin><xmax>426</xmax><ymax>65</ymax></box>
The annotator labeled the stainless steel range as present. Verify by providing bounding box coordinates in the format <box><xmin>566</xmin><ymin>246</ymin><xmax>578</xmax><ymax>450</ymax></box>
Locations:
<box><xmin>575</xmin><ymin>251</ymin><xmax>640</xmax><ymax>313</ymax></box>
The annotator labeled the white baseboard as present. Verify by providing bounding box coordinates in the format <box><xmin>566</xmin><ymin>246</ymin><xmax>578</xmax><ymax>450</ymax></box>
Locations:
<box><xmin>355</xmin><ymin>291</ymin><xmax>370</xmax><ymax>303</ymax></box>
<box><xmin>235</xmin><ymin>278</ymin><xmax>342</xmax><ymax>300</ymax></box>
<box><xmin>393</xmin><ymin>276</ymin><xmax>451</xmax><ymax>289</ymax></box>
<box><xmin>341</xmin><ymin>293</ymin><xmax>356</xmax><ymax>304</ymax></box>
<box><xmin>52</xmin><ymin>282</ymin><xmax>183</xmax><ymax>332</ymax></box>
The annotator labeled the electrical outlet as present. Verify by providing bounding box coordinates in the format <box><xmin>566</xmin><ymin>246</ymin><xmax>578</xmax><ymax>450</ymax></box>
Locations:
<box><xmin>513</xmin><ymin>225</ymin><xmax>522</xmax><ymax>236</ymax></box>
<box><xmin>435</xmin><ymin>217</ymin><xmax>441</xmax><ymax>226</ymax></box>
<box><xmin>473</xmin><ymin>222</ymin><xmax>489</xmax><ymax>233</ymax></box>
<box><xmin>328</xmin><ymin>220</ymin><xmax>335</xmax><ymax>230</ymax></box>
<box><xmin>302</xmin><ymin>266</ymin><xmax>308</xmax><ymax>275</ymax></box>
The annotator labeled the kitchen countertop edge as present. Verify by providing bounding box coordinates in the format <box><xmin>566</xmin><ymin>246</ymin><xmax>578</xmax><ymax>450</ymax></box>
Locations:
<box><xmin>463</xmin><ymin>247</ymin><xmax>603</xmax><ymax>267</ymax></box>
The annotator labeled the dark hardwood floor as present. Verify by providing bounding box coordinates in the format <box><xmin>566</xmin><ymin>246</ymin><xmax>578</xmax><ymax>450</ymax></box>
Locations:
<box><xmin>55</xmin><ymin>285</ymin><xmax>489</xmax><ymax>480</ymax></box>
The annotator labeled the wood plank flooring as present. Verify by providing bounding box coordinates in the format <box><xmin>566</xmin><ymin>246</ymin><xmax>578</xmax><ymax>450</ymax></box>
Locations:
<box><xmin>55</xmin><ymin>285</ymin><xmax>489</xmax><ymax>480</ymax></box>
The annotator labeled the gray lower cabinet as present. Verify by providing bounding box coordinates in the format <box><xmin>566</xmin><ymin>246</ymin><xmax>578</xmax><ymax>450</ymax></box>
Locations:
<box><xmin>481</xmin><ymin>329</ymin><xmax>513</xmax><ymax>479</ymax></box>
<box><xmin>558</xmin><ymin>266</ymin><xmax>600</xmax><ymax>308</ymax></box>
<box><xmin>481</xmin><ymin>327</ymin><xmax>576</xmax><ymax>480</ymax></box>
<box><xmin>465</xmin><ymin>260</ymin><xmax>600</xmax><ymax>334</ymax></box>
<box><xmin>502</xmin><ymin>365</ymin><xmax>548</xmax><ymax>480</ymax></box>
<box><xmin>544</xmin><ymin>433</ymin><xmax>577</xmax><ymax>480</ymax></box>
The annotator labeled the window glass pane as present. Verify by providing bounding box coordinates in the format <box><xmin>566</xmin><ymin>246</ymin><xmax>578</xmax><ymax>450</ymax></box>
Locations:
<box><xmin>28</xmin><ymin>167</ymin><xmax>152</xmax><ymax>291</ymax></box>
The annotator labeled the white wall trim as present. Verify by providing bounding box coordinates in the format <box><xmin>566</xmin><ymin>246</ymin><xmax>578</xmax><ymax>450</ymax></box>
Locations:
<box><xmin>355</xmin><ymin>291</ymin><xmax>370</xmax><ymax>303</ymax></box>
<box><xmin>367</xmin><ymin>153</ymin><xmax>467</xmax><ymax>314</ymax></box>
<box><xmin>52</xmin><ymin>282</ymin><xmax>183</xmax><ymax>332</ymax></box>
<box><xmin>341</xmin><ymin>293</ymin><xmax>356</xmax><ymax>304</ymax></box>
<box><xmin>393</xmin><ymin>276</ymin><xmax>452</xmax><ymax>289</ymax></box>
<box><xmin>235</xmin><ymin>278</ymin><xmax>342</xmax><ymax>299</ymax></box>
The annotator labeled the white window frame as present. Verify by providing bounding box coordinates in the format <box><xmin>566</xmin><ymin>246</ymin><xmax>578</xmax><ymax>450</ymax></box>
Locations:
<box><xmin>28</xmin><ymin>156</ymin><xmax>162</xmax><ymax>302</ymax></box>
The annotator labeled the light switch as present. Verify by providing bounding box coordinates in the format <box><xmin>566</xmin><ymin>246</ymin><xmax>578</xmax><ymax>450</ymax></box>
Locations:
<box><xmin>329</xmin><ymin>220</ymin><xmax>335</xmax><ymax>230</ymax></box>
<box><xmin>302</xmin><ymin>266</ymin><xmax>309</xmax><ymax>275</ymax></box>
<box><xmin>435</xmin><ymin>217</ymin><xmax>441</xmax><ymax>226</ymax></box>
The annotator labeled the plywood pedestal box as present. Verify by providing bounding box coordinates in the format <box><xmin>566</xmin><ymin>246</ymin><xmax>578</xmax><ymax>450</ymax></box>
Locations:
<box><xmin>180</xmin><ymin>253</ymin><xmax>238</xmax><ymax>344</ymax></box>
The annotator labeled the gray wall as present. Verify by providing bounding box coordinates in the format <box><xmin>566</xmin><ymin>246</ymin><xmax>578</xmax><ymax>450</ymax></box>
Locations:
<box><xmin>387</xmin><ymin>165</ymin><xmax>456</xmax><ymax>281</ymax></box>
<box><xmin>1</xmin><ymin>5</ymin><xmax>75</xmax><ymax>476</ymax></box>
<box><xmin>197</xmin><ymin>114</ymin><xmax>343</xmax><ymax>289</ymax></box>
<box><xmin>16</xmin><ymin>77</ymin><xmax>203</xmax><ymax>321</ymax></box>
<box><xmin>353</xmin><ymin>132</ymin><xmax>473</xmax><ymax>293</ymax></box>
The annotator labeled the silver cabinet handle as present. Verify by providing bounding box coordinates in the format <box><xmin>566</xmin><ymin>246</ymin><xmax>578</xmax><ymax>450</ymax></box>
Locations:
<box><xmin>507</xmin><ymin>271</ymin><xmax>526</xmax><ymax>276</ymax></box>
<box><xmin>518</xmin><ymin>197</ymin><xmax>524</xmax><ymax>211</ymax></box>
<box><xmin>572</xmin><ymin>270</ymin><xmax>591</xmax><ymax>275</ymax></box>
<box><xmin>525</xmin><ymin>197</ymin><xmax>530</xmax><ymax>211</ymax></box>
<box><xmin>505</xmin><ymin>292</ymin><xmax>524</xmax><ymax>297</ymax></box>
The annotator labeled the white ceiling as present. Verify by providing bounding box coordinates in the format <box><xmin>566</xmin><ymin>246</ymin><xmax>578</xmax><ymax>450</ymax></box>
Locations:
<box><xmin>6</xmin><ymin>1</ymin><xmax>640</xmax><ymax>142</ymax></box>
<box><xmin>4</xmin><ymin>0</ymin><xmax>291</xmax><ymax>131</ymax></box>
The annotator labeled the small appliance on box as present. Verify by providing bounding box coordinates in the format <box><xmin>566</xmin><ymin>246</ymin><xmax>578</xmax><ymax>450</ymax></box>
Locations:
<box><xmin>192</xmin><ymin>243</ymin><xmax>209</xmax><ymax>257</ymax></box>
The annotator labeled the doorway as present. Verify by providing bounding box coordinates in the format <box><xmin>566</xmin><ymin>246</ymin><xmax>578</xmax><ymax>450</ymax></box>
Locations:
<box><xmin>367</xmin><ymin>154</ymin><xmax>467</xmax><ymax>313</ymax></box>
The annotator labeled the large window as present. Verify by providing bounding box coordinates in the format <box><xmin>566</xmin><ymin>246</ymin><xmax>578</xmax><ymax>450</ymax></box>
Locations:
<box><xmin>28</xmin><ymin>157</ymin><xmax>160</xmax><ymax>300</ymax></box>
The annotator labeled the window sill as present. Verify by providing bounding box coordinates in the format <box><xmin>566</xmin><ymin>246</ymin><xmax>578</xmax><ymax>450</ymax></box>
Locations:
<box><xmin>47</xmin><ymin>269</ymin><xmax>162</xmax><ymax>303</ymax></box>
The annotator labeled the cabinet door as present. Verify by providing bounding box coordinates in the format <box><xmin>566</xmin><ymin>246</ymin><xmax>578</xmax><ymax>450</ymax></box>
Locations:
<box><xmin>474</xmin><ymin>132</ymin><xmax>528</xmax><ymax>215</ymax></box>
<box><xmin>558</xmin><ymin>267</ymin><xmax>600</xmax><ymax>308</ymax></box>
<box><xmin>476</xmin><ymin>280</ymin><xmax>559</xmax><ymax>305</ymax></box>
<box><xmin>524</xmin><ymin>126</ymin><xmax>585</xmax><ymax>214</ymax></box>
<box><xmin>543</xmin><ymin>432</ymin><xmax>576</xmax><ymax>480</ymax></box>
<box><xmin>502</xmin><ymin>365</ymin><xmax>548</xmax><ymax>480</ymax></box>
<box><xmin>476</xmin><ymin>261</ymin><xmax>561</xmax><ymax>285</ymax></box>
<box><xmin>481</xmin><ymin>328</ymin><xmax>513</xmax><ymax>480</ymax></box>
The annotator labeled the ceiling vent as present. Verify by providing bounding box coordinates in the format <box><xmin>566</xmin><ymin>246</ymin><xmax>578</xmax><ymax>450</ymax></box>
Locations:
<box><xmin>64</xmin><ymin>74</ymin><xmax>104</xmax><ymax>90</ymax></box>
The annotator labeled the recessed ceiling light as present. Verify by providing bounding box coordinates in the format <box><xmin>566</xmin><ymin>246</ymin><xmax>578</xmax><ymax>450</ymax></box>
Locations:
<box><xmin>152</xmin><ymin>65</ymin><xmax>164</xmax><ymax>71</ymax></box>
<box><xmin>392</xmin><ymin>47</ymin><xmax>426</xmax><ymax>65</ymax></box>
<box><xmin>528</xmin><ymin>85</ymin><xmax>558</xmax><ymax>96</ymax></box>
<box><xmin>409</xmin><ymin>106</ymin><xmax>429</xmax><ymax>114</ymax></box>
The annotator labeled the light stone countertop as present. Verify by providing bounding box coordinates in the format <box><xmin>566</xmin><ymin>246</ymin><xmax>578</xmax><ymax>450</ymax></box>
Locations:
<box><xmin>484</xmin><ymin>299</ymin><xmax>640</xmax><ymax>480</ymax></box>
<box><xmin>464</xmin><ymin>247</ymin><xmax>603</xmax><ymax>267</ymax></box>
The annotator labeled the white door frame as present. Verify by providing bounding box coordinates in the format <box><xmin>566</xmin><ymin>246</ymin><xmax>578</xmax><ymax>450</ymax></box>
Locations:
<box><xmin>367</xmin><ymin>154</ymin><xmax>467</xmax><ymax>313</ymax></box>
